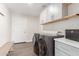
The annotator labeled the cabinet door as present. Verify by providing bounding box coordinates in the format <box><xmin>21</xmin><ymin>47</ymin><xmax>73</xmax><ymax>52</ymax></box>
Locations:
<box><xmin>55</xmin><ymin>41</ymin><xmax>79</xmax><ymax>56</ymax></box>
<box><xmin>55</xmin><ymin>48</ymin><xmax>69</xmax><ymax>56</ymax></box>
<box><xmin>40</xmin><ymin>8</ymin><xmax>48</xmax><ymax>24</ymax></box>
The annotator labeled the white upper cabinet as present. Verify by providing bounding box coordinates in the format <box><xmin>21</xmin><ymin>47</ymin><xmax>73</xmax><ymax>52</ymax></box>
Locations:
<box><xmin>68</xmin><ymin>3</ymin><xmax>79</xmax><ymax>15</ymax></box>
<box><xmin>40</xmin><ymin>3</ymin><xmax>68</xmax><ymax>24</ymax></box>
<box><xmin>40</xmin><ymin>7</ymin><xmax>48</xmax><ymax>24</ymax></box>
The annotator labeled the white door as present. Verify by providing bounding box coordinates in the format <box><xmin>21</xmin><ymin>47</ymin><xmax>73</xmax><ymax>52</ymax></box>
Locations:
<box><xmin>12</xmin><ymin>15</ymin><xmax>27</xmax><ymax>43</ymax></box>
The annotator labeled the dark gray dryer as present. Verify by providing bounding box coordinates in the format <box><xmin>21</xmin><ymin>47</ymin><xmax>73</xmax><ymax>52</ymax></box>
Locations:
<box><xmin>37</xmin><ymin>35</ymin><xmax>55</xmax><ymax>56</ymax></box>
<box><xmin>32</xmin><ymin>33</ymin><xmax>64</xmax><ymax>56</ymax></box>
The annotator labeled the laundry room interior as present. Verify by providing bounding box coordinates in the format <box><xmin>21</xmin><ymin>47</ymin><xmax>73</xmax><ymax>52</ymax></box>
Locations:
<box><xmin>0</xmin><ymin>3</ymin><xmax>79</xmax><ymax>56</ymax></box>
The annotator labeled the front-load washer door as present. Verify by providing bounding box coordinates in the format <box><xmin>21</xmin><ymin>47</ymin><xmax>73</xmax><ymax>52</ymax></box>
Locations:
<box><xmin>38</xmin><ymin>38</ymin><xmax>47</xmax><ymax>56</ymax></box>
<box><xmin>34</xmin><ymin>40</ymin><xmax>39</xmax><ymax>55</ymax></box>
<box><xmin>32</xmin><ymin>33</ymin><xmax>40</xmax><ymax>45</ymax></box>
<box><xmin>33</xmin><ymin>33</ymin><xmax>40</xmax><ymax>55</ymax></box>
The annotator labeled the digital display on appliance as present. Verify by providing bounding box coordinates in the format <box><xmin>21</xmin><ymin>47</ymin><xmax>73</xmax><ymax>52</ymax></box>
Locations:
<box><xmin>65</xmin><ymin>29</ymin><xmax>79</xmax><ymax>42</ymax></box>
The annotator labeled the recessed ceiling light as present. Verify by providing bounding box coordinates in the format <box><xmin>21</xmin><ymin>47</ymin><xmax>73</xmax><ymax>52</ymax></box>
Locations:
<box><xmin>26</xmin><ymin>3</ymin><xmax>33</xmax><ymax>6</ymax></box>
<box><xmin>49</xmin><ymin>5</ymin><xmax>58</xmax><ymax>14</ymax></box>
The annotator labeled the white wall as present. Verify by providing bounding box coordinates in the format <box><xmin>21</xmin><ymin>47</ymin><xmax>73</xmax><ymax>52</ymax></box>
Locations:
<box><xmin>26</xmin><ymin>16</ymin><xmax>40</xmax><ymax>42</ymax></box>
<box><xmin>41</xmin><ymin>3</ymin><xmax>79</xmax><ymax>33</ymax></box>
<box><xmin>11</xmin><ymin>13</ymin><xmax>40</xmax><ymax>43</ymax></box>
<box><xmin>0</xmin><ymin>4</ymin><xmax>11</xmax><ymax>47</ymax></box>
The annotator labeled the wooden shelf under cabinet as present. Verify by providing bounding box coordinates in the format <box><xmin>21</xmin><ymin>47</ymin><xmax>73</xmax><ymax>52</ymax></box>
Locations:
<box><xmin>41</xmin><ymin>14</ymin><xmax>79</xmax><ymax>25</ymax></box>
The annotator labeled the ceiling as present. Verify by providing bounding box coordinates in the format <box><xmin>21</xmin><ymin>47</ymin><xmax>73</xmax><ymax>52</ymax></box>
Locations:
<box><xmin>4</xmin><ymin>3</ymin><xmax>49</xmax><ymax>16</ymax></box>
